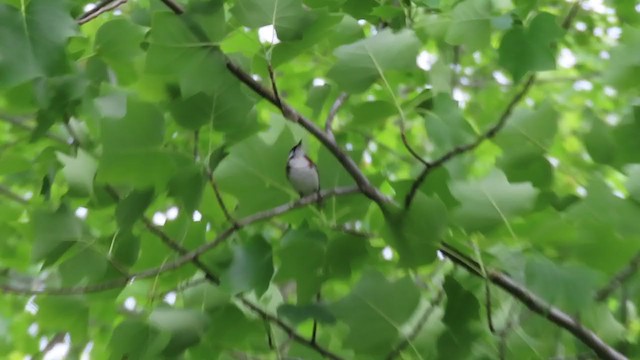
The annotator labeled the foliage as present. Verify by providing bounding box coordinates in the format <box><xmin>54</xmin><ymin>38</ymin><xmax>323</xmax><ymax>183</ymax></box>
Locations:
<box><xmin>0</xmin><ymin>0</ymin><xmax>639</xmax><ymax>359</ymax></box>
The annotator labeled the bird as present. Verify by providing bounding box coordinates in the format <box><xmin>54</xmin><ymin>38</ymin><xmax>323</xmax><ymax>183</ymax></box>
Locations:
<box><xmin>286</xmin><ymin>140</ymin><xmax>321</xmax><ymax>205</ymax></box>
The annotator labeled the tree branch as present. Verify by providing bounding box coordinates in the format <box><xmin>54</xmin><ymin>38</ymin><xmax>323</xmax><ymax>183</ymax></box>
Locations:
<box><xmin>0</xmin><ymin>184</ymin><xmax>28</xmax><ymax>205</ymax></box>
<box><xmin>159</xmin><ymin>0</ymin><xmax>184</xmax><ymax>14</ymax></box>
<box><xmin>225</xmin><ymin>60</ymin><xmax>390</xmax><ymax>208</ymax></box>
<box><xmin>595</xmin><ymin>251</ymin><xmax>640</xmax><ymax>302</ymax></box>
<box><xmin>404</xmin><ymin>0</ymin><xmax>582</xmax><ymax>209</ymax></box>
<box><xmin>399</xmin><ymin>118</ymin><xmax>430</xmax><ymax>167</ymax></box>
<box><xmin>0</xmin><ymin>114</ymin><xmax>68</xmax><ymax>145</ymax></box>
<box><xmin>404</xmin><ymin>74</ymin><xmax>536</xmax><ymax>208</ymax></box>
<box><xmin>325</xmin><ymin>92</ymin><xmax>349</xmax><ymax>141</ymax></box>
<box><xmin>77</xmin><ymin>0</ymin><xmax>127</xmax><ymax>24</ymax></box>
<box><xmin>438</xmin><ymin>243</ymin><xmax>627</xmax><ymax>360</ymax></box>
<box><xmin>0</xmin><ymin>186</ymin><xmax>359</xmax><ymax>296</ymax></box>
<box><xmin>207</xmin><ymin>170</ymin><xmax>237</xmax><ymax>225</ymax></box>
<box><xmin>2</xmin><ymin>188</ymin><xmax>354</xmax><ymax>360</ymax></box>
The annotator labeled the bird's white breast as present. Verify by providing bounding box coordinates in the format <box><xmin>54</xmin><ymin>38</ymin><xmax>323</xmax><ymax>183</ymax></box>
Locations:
<box><xmin>288</xmin><ymin>157</ymin><xmax>319</xmax><ymax>196</ymax></box>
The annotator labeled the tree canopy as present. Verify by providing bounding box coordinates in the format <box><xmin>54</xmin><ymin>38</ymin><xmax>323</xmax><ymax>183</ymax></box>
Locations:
<box><xmin>0</xmin><ymin>0</ymin><xmax>639</xmax><ymax>359</ymax></box>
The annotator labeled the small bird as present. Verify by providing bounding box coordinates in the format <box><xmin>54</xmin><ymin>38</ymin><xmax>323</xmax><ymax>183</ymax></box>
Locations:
<box><xmin>286</xmin><ymin>140</ymin><xmax>321</xmax><ymax>203</ymax></box>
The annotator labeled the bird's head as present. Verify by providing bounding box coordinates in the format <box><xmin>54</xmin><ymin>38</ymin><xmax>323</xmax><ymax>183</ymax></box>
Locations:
<box><xmin>288</xmin><ymin>140</ymin><xmax>305</xmax><ymax>160</ymax></box>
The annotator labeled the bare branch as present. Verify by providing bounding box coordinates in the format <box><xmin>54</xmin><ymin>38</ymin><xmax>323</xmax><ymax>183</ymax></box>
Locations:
<box><xmin>206</xmin><ymin>170</ymin><xmax>237</xmax><ymax>225</ymax></box>
<box><xmin>325</xmin><ymin>92</ymin><xmax>350</xmax><ymax>141</ymax></box>
<box><xmin>238</xmin><ymin>297</ymin><xmax>344</xmax><ymax>360</ymax></box>
<box><xmin>404</xmin><ymin>74</ymin><xmax>536</xmax><ymax>208</ymax></box>
<box><xmin>0</xmin><ymin>185</ymin><xmax>28</xmax><ymax>205</ymax></box>
<box><xmin>77</xmin><ymin>0</ymin><xmax>127</xmax><ymax>24</ymax></box>
<box><xmin>193</xmin><ymin>130</ymin><xmax>200</xmax><ymax>160</ymax></box>
<box><xmin>399</xmin><ymin>118</ymin><xmax>429</xmax><ymax>167</ymax></box>
<box><xmin>562</xmin><ymin>1</ymin><xmax>582</xmax><ymax>30</ymax></box>
<box><xmin>0</xmin><ymin>114</ymin><xmax>68</xmax><ymax>145</ymax></box>
<box><xmin>386</xmin><ymin>289</ymin><xmax>445</xmax><ymax>360</ymax></box>
<box><xmin>34</xmin><ymin>333</ymin><xmax>66</xmax><ymax>360</ymax></box>
<box><xmin>267</xmin><ymin>64</ymin><xmax>286</xmax><ymax>116</ymax></box>
<box><xmin>405</xmin><ymin>1</ymin><xmax>582</xmax><ymax>209</ymax></box>
<box><xmin>225</xmin><ymin>60</ymin><xmax>390</xmax><ymax>208</ymax></box>
<box><xmin>159</xmin><ymin>0</ymin><xmax>184</xmax><ymax>14</ymax></box>
<box><xmin>595</xmin><ymin>251</ymin><xmax>640</xmax><ymax>302</ymax></box>
<box><xmin>0</xmin><ymin>186</ymin><xmax>359</xmax><ymax>296</ymax></box>
<box><xmin>438</xmin><ymin>243</ymin><xmax>626</xmax><ymax>360</ymax></box>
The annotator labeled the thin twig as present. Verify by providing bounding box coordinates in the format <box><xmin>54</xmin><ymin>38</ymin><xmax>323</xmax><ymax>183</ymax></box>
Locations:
<box><xmin>206</xmin><ymin>170</ymin><xmax>237</xmax><ymax>225</ymax></box>
<box><xmin>0</xmin><ymin>115</ymin><xmax>68</xmax><ymax>145</ymax></box>
<box><xmin>0</xmin><ymin>186</ymin><xmax>359</xmax><ymax>296</ymax></box>
<box><xmin>595</xmin><ymin>251</ymin><xmax>640</xmax><ymax>301</ymax></box>
<box><xmin>153</xmin><ymin>276</ymin><xmax>209</xmax><ymax>300</ymax></box>
<box><xmin>405</xmin><ymin>0</ymin><xmax>582</xmax><ymax>209</ymax></box>
<box><xmin>438</xmin><ymin>243</ymin><xmax>626</xmax><ymax>360</ymax></box>
<box><xmin>159</xmin><ymin>0</ymin><xmax>184</xmax><ymax>14</ymax></box>
<box><xmin>562</xmin><ymin>1</ymin><xmax>582</xmax><ymax>30</ymax></box>
<box><xmin>325</xmin><ymin>93</ymin><xmax>350</xmax><ymax>141</ymax></box>
<box><xmin>385</xmin><ymin>289</ymin><xmax>445</xmax><ymax>360</ymax></box>
<box><xmin>33</xmin><ymin>333</ymin><xmax>66</xmax><ymax>360</ymax></box>
<box><xmin>399</xmin><ymin>118</ymin><xmax>429</xmax><ymax>167</ymax></box>
<box><xmin>193</xmin><ymin>130</ymin><xmax>200</xmax><ymax>160</ymax></box>
<box><xmin>77</xmin><ymin>0</ymin><xmax>127</xmax><ymax>24</ymax></box>
<box><xmin>0</xmin><ymin>185</ymin><xmax>28</xmax><ymax>205</ymax></box>
<box><xmin>267</xmin><ymin>64</ymin><xmax>285</xmax><ymax>114</ymax></box>
<box><xmin>471</xmin><ymin>239</ymin><xmax>495</xmax><ymax>333</ymax></box>
<box><xmin>404</xmin><ymin>74</ymin><xmax>536</xmax><ymax>208</ymax></box>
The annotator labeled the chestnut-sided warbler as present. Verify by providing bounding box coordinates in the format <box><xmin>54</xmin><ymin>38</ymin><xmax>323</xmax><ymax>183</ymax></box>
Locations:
<box><xmin>286</xmin><ymin>140</ymin><xmax>320</xmax><ymax>201</ymax></box>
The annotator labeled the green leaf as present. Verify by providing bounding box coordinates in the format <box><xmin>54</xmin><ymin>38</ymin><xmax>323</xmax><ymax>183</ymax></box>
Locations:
<box><xmin>330</xmin><ymin>271</ymin><xmax>420</xmax><ymax>355</ymax></box>
<box><xmin>109</xmin><ymin>319</ymin><xmax>169</xmax><ymax>360</ymax></box>
<box><xmin>115</xmin><ymin>189</ymin><xmax>154</xmax><ymax>231</ymax></box>
<box><xmin>450</xmin><ymin>170</ymin><xmax>539</xmax><ymax>233</ymax></box>
<box><xmin>98</xmin><ymin>99</ymin><xmax>179</xmax><ymax>188</ymax></box>
<box><xmin>32</xmin><ymin>207</ymin><xmax>86</xmax><ymax>264</ymax></box>
<box><xmin>498</xmin><ymin>12</ymin><xmax>563</xmax><ymax>81</ymax></box>
<box><xmin>56</xmin><ymin>149</ymin><xmax>98</xmax><ymax>197</ymax></box>
<box><xmin>37</xmin><ymin>297</ymin><xmax>89</xmax><ymax>341</ymax></box>
<box><xmin>626</xmin><ymin>164</ymin><xmax>640</xmax><ymax>203</ymax></box>
<box><xmin>325</xmin><ymin>233</ymin><xmax>369</xmax><ymax>279</ymax></box>
<box><xmin>231</xmin><ymin>0</ymin><xmax>310</xmax><ymax>41</ymax></box>
<box><xmin>201</xmin><ymin>305</ymin><xmax>267</xmax><ymax>351</ymax></box>
<box><xmin>112</xmin><ymin>230</ymin><xmax>141</xmax><ymax>268</ymax></box>
<box><xmin>208</xmin><ymin>146</ymin><xmax>229</xmax><ymax>173</ymax></box>
<box><xmin>445</xmin><ymin>0</ymin><xmax>492</xmax><ymax>51</ymax></box>
<box><xmin>327</xmin><ymin>29</ymin><xmax>421</xmax><ymax>93</ymax></box>
<box><xmin>59</xmin><ymin>247</ymin><xmax>108</xmax><ymax>286</ymax></box>
<box><xmin>95</xmin><ymin>19</ymin><xmax>146</xmax><ymax>62</ymax></box>
<box><xmin>348</xmin><ymin>100</ymin><xmax>397</xmax><ymax>130</ymax></box>
<box><xmin>149</xmin><ymin>308</ymin><xmax>209</xmax><ymax>356</ymax></box>
<box><xmin>436</xmin><ymin>277</ymin><xmax>481</xmax><ymax>360</ymax></box>
<box><xmin>384</xmin><ymin>193</ymin><xmax>447</xmax><ymax>267</ymax></box>
<box><xmin>525</xmin><ymin>255</ymin><xmax>601</xmax><ymax>312</ymax></box>
<box><xmin>604</xmin><ymin>26</ymin><xmax>640</xmax><ymax>90</ymax></box>
<box><xmin>566</xmin><ymin>179</ymin><xmax>640</xmax><ymax>274</ymax></box>
<box><xmin>146</xmin><ymin>12</ymin><xmax>227</xmax><ymax>96</ymax></box>
<box><xmin>494</xmin><ymin>102</ymin><xmax>558</xmax><ymax>188</ymax></box>
<box><xmin>168</xmin><ymin>164</ymin><xmax>205</xmax><ymax>213</ymax></box>
<box><xmin>423</xmin><ymin>93</ymin><xmax>476</xmax><ymax>155</ymax></box>
<box><xmin>0</xmin><ymin>0</ymin><xmax>76</xmax><ymax>88</ymax></box>
<box><xmin>222</xmin><ymin>235</ymin><xmax>273</xmax><ymax>296</ymax></box>
<box><xmin>275</xmin><ymin>228</ymin><xmax>327</xmax><ymax>303</ymax></box>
